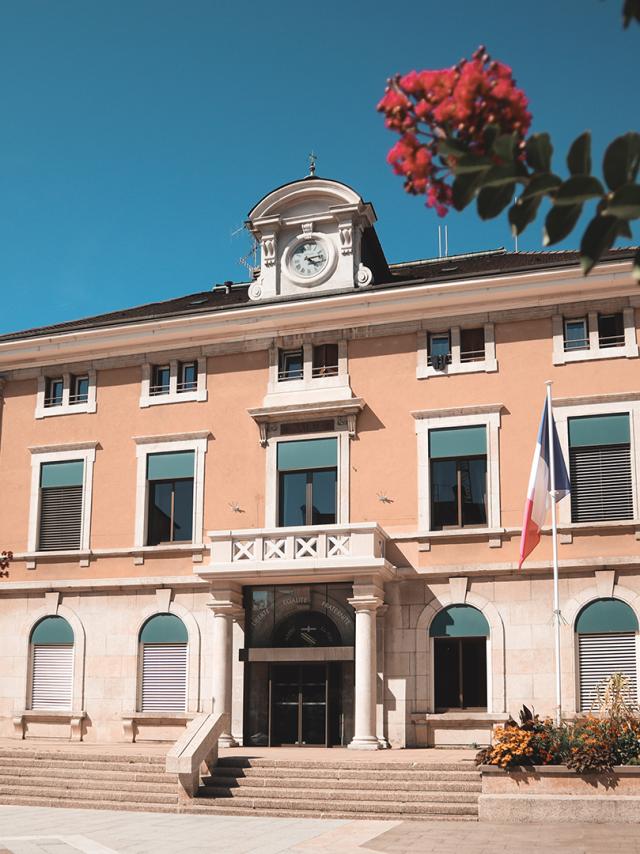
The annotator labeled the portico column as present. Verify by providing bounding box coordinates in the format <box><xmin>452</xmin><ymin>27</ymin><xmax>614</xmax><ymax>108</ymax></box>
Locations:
<box><xmin>208</xmin><ymin>586</ymin><xmax>243</xmax><ymax>748</ymax></box>
<box><xmin>348</xmin><ymin>593</ymin><xmax>384</xmax><ymax>750</ymax></box>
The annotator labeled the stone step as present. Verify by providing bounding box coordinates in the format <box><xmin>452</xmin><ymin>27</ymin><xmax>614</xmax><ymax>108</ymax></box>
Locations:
<box><xmin>0</xmin><ymin>765</ymin><xmax>171</xmax><ymax>785</ymax></box>
<box><xmin>201</xmin><ymin>784</ymin><xmax>479</xmax><ymax>804</ymax></box>
<box><xmin>0</xmin><ymin>748</ymin><xmax>164</xmax><ymax>766</ymax></box>
<box><xmin>0</xmin><ymin>757</ymin><xmax>165</xmax><ymax>775</ymax></box>
<box><xmin>183</xmin><ymin>801</ymin><xmax>478</xmax><ymax>821</ymax></box>
<box><xmin>0</xmin><ymin>784</ymin><xmax>176</xmax><ymax>806</ymax></box>
<box><xmin>216</xmin><ymin>756</ymin><xmax>474</xmax><ymax>772</ymax></box>
<box><xmin>193</xmin><ymin>794</ymin><xmax>478</xmax><ymax>816</ymax></box>
<box><xmin>0</xmin><ymin>773</ymin><xmax>176</xmax><ymax>795</ymax></box>
<box><xmin>205</xmin><ymin>774</ymin><xmax>481</xmax><ymax>793</ymax></box>
<box><xmin>0</xmin><ymin>795</ymin><xmax>176</xmax><ymax>814</ymax></box>
<box><xmin>212</xmin><ymin>765</ymin><xmax>479</xmax><ymax>782</ymax></box>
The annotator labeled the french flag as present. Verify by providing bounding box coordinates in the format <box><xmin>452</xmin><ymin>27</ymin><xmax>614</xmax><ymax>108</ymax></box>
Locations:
<box><xmin>519</xmin><ymin>398</ymin><xmax>571</xmax><ymax>568</ymax></box>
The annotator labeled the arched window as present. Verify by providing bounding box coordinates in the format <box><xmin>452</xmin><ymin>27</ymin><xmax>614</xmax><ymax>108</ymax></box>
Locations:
<box><xmin>29</xmin><ymin>616</ymin><xmax>74</xmax><ymax>710</ymax></box>
<box><xmin>430</xmin><ymin>605</ymin><xmax>490</xmax><ymax>711</ymax></box>
<box><xmin>576</xmin><ymin>598</ymin><xmax>638</xmax><ymax>710</ymax></box>
<box><xmin>139</xmin><ymin>614</ymin><xmax>188</xmax><ymax>712</ymax></box>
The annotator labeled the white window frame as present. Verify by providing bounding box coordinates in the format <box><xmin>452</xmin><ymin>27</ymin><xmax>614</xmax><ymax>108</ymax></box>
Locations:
<box><xmin>133</xmin><ymin>433</ymin><xmax>208</xmax><ymax>548</ymax></box>
<box><xmin>414</xmin><ymin>405</ymin><xmax>502</xmax><ymax>532</ymax></box>
<box><xmin>28</xmin><ymin>443</ymin><xmax>97</xmax><ymax>552</ymax></box>
<box><xmin>35</xmin><ymin>371</ymin><xmax>97</xmax><ymax>419</ymax></box>
<box><xmin>553</xmin><ymin>307</ymin><xmax>638</xmax><ymax>365</ymax></box>
<box><xmin>417</xmin><ymin>324</ymin><xmax>497</xmax><ymax>379</ymax></box>
<box><xmin>140</xmin><ymin>357</ymin><xmax>207</xmax><ymax>407</ymax></box>
<box><xmin>264</xmin><ymin>428</ymin><xmax>350</xmax><ymax>528</ymax></box>
<box><xmin>267</xmin><ymin>340</ymin><xmax>349</xmax><ymax>397</ymax></box>
<box><xmin>553</xmin><ymin>395</ymin><xmax>640</xmax><ymax>525</ymax></box>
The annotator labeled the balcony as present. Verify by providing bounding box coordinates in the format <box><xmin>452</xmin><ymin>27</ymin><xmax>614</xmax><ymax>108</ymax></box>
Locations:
<box><xmin>198</xmin><ymin>522</ymin><xmax>395</xmax><ymax>584</ymax></box>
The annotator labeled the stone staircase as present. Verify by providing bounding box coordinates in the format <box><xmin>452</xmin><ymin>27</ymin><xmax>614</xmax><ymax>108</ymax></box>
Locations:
<box><xmin>0</xmin><ymin>746</ymin><xmax>480</xmax><ymax>820</ymax></box>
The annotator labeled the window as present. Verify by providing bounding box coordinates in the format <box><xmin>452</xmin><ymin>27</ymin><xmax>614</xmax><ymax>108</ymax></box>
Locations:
<box><xmin>146</xmin><ymin>451</ymin><xmax>195</xmax><ymax>545</ymax></box>
<box><xmin>151</xmin><ymin>365</ymin><xmax>171</xmax><ymax>396</ymax></box>
<box><xmin>460</xmin><ymin>328</ymin><xmax>485</xmax><ymax>363</ymax></box>
<box><xmin>568</xmin><ymin>414</ymin><xmax>633</xmax><ymax>522</ymax></box>
<box><xmin>178</xmin><ymin>362</ymin><xmax>197</xmax><ymax>393</ymax></box>
<box><xmin>278</xmin><ymin>348</ymin><xmax>304</xmax><ymax>381</ymax></box>
<box><xmin>277</xmin><ymin>438</ymin><xmax>337</xmax><ymax>526</ymax></box>
<box><xmin>70</xmin><ymin>375</ymin><xmax>89</xmax><ymax>405</ymax></box>
<box><xmin>38</xmin><ymin>460</ymin><xmax>84</xmax><ymax>551</ymax></box>
<box><xmin>312</xmin><ymin>344</ymin><xmax>339</xmax><ymax>377</ymax></box>
<box><xmin>44</xmin><ymin>378</ymin><xmax>64</xmax><ymax>408</ymax></box>
<box><xmin>29</xmin><ymin>616</ymin><xmax>74</xmax><ymax>710</ymax></box>
<box><xmin>417</xmin><ymin>324</ymin><xmax>497</xmax><ymax>379</ymax></box>
<box><xmin>576</xmin><ymin>598</ymin><xmax>638</xmax><ymax>711</ymax></box>
<box><xmin>430</xmin><ymin>605</ymin><xmax>489</xmax><ymax>711</ymax></box>
<box><xmin>564</xmin><ymin>318</ymin><xmax>588</xmax><ymax>351</ymax></box>
<box><xmin>429</xmin><ymin>427</ymin><xmax>487</xmax><ymax>529</ymax></box>
<box><xmin>139</xmin><ymin>614</ymin><xmax>188</xmax><ymax>712</ymax></box>
<box><xmin>598</xmin><ymin>312</ymin><xmax>625</xmax><ymax>348</ymax></box>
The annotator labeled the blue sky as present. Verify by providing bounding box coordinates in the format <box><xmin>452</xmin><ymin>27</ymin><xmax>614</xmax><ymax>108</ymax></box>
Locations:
<box><xmin>0</xmin><ymin>0</ymin><xmax>637</xmax><ymax>334</ymax></box>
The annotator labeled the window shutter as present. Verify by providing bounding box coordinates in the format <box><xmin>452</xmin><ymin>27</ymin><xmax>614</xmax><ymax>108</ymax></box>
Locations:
<box><xmin>141</xmin><ymin>644</ymin><xmax>187</xmax><ymax>711</ymax></box>
<box><xmin>31</xmin><ymin>644</ymin><xmax>73</xmax><ymax>710</ymax></box>
<box><xmin>39</xmin><ymin>486</ymin><xmax>83</xmax><ymax>550</ymax></box>
<box><xmin>570</xmin><ymin>445</ymin><xmax>633</xmax><ymax>522</ymax></box>
<box><xmin>579</xmin><ymin>632</ymin><xmax>637</xmax><ymax>711</ymax></box>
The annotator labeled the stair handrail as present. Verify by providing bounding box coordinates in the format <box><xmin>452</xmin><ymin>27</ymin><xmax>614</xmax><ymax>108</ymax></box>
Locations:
<box><xmin>166</xmin><ymin>711</ymin><xmax>229</xmax><ymax>799</ymax></box>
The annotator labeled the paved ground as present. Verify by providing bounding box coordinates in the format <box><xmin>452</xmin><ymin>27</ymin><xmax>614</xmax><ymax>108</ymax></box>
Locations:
<box><xmin>1</xmin><ymin>806</ymin><xmax>640</xmax><ymax>854</ymax></box>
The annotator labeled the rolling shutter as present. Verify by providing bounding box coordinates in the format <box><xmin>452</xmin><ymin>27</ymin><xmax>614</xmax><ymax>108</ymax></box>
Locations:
<box><xmin>31</xmin><ymin>644</ymin><xmax>74</xmax><ymax>710</ymax></box>
<box><xmin>579</xmin><ymin>632</ymin><xmax>637</xmax><ymax>711</ymax></box>
<box><xmin>569</xmin><ymin>445</ymin><xmax>633</xmax><ymax>522</ymax></box>
<box><xmin>39</xmin><ymin>461</ymin><xmax>84</xmax><ymax>551</ymax></box>
<box><xmin>141</xmin><ymin>644</ymin><xmax>187</xmax><ymax>711</ymax></box>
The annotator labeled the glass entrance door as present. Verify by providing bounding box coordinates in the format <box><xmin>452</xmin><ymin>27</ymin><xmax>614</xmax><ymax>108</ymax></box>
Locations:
<box><xmin>270</xmin><ymin>663</ymin><xmax>328</xmax><ymax>746</ymax></box>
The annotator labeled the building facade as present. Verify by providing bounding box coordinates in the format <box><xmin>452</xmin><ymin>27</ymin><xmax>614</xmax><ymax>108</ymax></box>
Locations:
<box><xmin>1</xmin><ymin>176</ymin><xmax>639</xmax><ymax>749</ymax></box>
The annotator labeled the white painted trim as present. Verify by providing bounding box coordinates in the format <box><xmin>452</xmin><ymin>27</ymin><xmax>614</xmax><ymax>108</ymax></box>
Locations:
<box><xmin>553</xmin><ymin>397</ymin><xmax>640</xmax><ymax>525</ymax></box>
<box><xmin>133</xmin><ymin>435</ymin><xmax>208</xmax><ymax>548</ymax></box>
<box><xmin>553</xmin><ymin>307</ymin><xmax>638</xmax><ymax>365</ymax></box>
<box><xmin>139</xmin><ymin>357</ymin><xmax>207</xmax><ymax>408</ymax></box>
<box><xmin>416</xmin><ymin>323</ymin><xmax>497</xmax><ymax>379</ymax></box>
<box><xmin>415</xmin><ymin>411</ymin><xmax>501</xmax><ymax>531</ymax></box>
<box><xmin>28</xmin><ymin>446</ymin><xmax>97</xmax><ymax>553</ymax></box>
<box><xmin>266</xmin><ymin>340</ymin><xmax>350</xmax><ymax>404</ymax></box>
<box><xmin>264</xmin><ymin>429</ymin><xmax>350</xmax><ymax>528</ymax></box>
<box><xmin>34</xmin><ymin>371</ymin><xmax>97</xmax><ymax>419</ymax></box>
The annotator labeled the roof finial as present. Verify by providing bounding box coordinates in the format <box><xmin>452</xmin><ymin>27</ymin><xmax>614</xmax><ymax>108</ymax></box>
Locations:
<box><xmin>308</xmin><ymin>151</ymin><xmax>317</xmax><ymax>177</ymax></box>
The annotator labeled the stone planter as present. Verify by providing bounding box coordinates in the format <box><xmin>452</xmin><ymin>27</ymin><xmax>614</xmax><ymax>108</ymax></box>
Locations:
<box><xmin>479</xmin><ymin>764</ymin><xmax>640</xmax><ymax>823</ymax></box>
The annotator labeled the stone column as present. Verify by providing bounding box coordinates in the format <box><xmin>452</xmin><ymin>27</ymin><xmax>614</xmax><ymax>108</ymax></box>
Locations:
<box><xmin>348</xmin><ymin>590</ymin><xmax>384</xmax><ymax>750</ymax></box>
<box><xmin>208</xmin><ymin>585</ymin><xmax>243</xmax><ymax>748</ymax></box>
<box><xmin>376</xmin><ymin>605</ymin><xmax>390</xmax><ymax>748</ymax></box>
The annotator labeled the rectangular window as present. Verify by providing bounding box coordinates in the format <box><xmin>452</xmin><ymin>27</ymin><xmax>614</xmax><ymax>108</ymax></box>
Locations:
<box><xmin>151</xmin><ymin>366</ymin><xmax>171</xmax><ymax>396</ymax></box>
<box><xmin>277</xmin><ymin>438</ymin><xmax>337</xmax><ymax>527</ymax></box>
<box><xmin>178</xmin><ymin>362</ymin><xmax>197</xmax><ymax>393</ymax></box>
<box><xmin>569</xmin><ymin>413</ymin><xmax>633</xmax><ymax>522</ymax></box>
<box><xmin>69</xmin><ymin>375</ymin><xmax>89</xmax><ymax>405</ymax></box>
<box><xmin>312</xmin><ymin>344</ymin><xmax>339</xmax><ymax>378</ymax></box>
<box><xmin>44</xmin><ymin>378</ymin><xmax>64</xmax><ymax>408</ymax></box>
<box><xmin>146</xmin><ymin>451</ymin><xmax>195</xmax><ymax>544</ymax></box>
<box><xmin>564</xmin><ymin>318</ymin><xmax>588</xmax><ymax>351</ymax></box>
<box><xmin>278</xmin><ymin>348</ymin><xmax>304</xmax><ymax>382</ymax></box>
<box><xmin>39</xmin><ymin>460</ymin><xmax>84</xmax><ymax>550</ymax></box>
<box><xmin>427</xmin><ymin>333</ymin><xmax>451</xmax><ymax>369</ymax></box>
<box><xmin>598</xmin><ymin>312</ymin><xmax>625</xmax><ymax>348</ymax></box>
<box><xmin>460</xmin><ymin>328</ymin><xmax>485</xmax><ymax>363</ymax></box>
<box><xmin>429</xmin><ymin>426</ymin><xmax>487</xmax><ymax>529</ymax></box>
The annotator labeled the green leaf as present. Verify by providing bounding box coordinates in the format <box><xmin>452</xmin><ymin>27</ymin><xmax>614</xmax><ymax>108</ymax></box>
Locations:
<box><xmin>437</xmin><ymin>136</ymin><xmax>470</xmax><ymax>158</ymax></box>
<box><xmin>543</xmin><ymin>204</ymin><xmax>582</xmax><ymax>245</ymax></box>
<box><xmin>452</xmin><ymin>171</ymin><xmax>485</xmax><ymax>211</ymax></box>
<box><xmin>554</xmin><ymin>175</ymin><xmax>604</xmax><ymax>206</ymax></box>
<box><xmin>567</xmin><ymin>132</ymin><xmax>591</xmax><ymax>176</ymax></box>
<box><xmin>492</xmin><ymin>133</ymin><xmax>516</xmax><ymax>164</ymax></box>
<box><xmin>617</xmin><ymin>219</ymin><xmax>633</xmax><ymax>239</ymax></box>
<box><xmin>479</xmin><ymin>164</ymin><xmax>521</xmax><ymax>188</ymax></box>
<box><xmin>450</xmin><ymin>154</ymin><xmax>493</xmax><ymax>175</ymax></box>
<box><xmin>603</xmin><ymin>184</ymin><xmax>640</xmax><ymax>220</ymax></box>
<box><xmin>603</xmin><ymin>133</ymin><xmax>640</xmax><ymax>191</ymax></box>
<box><xmin>526</xmin><ymin>133</ymin><xmax>553</xmax><ymax>173</ymax></box>
<box><xmin>477</xmin><ymin>183</ymin><xmax>515</xmax><ymax>220</ymax></box>
<box><xmin>580</xmin><ymin>215</ymin><xmax>620</xmax><ymax>275</ymax></box>
<box><xmin>633</xmin><ymin>247</ymin><xmax>640</xmax><ymax>283</ymax></box>
<box><xmin>509</xmin><ymin>195</ymin><xmax>543</xmax><ymax>236</ymax></box>
<box><xmin>623</xmin><ymin>0</ymin><xmax>640</xmax><ymax>28</ymax></box>
<box><xmin>521</xmin><ymin>173</ymin><xmax>562</xmax><ymax>200</ymax></box>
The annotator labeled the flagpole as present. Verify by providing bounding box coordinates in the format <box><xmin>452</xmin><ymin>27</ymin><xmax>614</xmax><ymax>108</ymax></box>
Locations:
<box><xmin>546</xmin><ymin>380</ymin><xmax>562</xmax><ymax>726</ymax></box>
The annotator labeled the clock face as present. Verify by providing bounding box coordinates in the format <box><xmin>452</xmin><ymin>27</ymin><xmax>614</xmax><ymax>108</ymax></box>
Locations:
<box><xmin>289</xmin><ymin>239</ymin><xmax>329</xmax><ymax>279</ymax></box>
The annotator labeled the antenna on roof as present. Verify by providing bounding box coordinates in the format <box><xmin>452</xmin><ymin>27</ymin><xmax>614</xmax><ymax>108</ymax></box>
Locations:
<box><xmin>437</xmin><ymin>225</ymin><xmax>449</xmax><ymax>258</ymax></box>
<box><xmin>513</xmin><ymin>196</ymin><xmax>519</xmax><ymax>253</ymax></box>
<box><xmin>231</xmin><ymin>222</ymin><xmax>260</xmax><ymax>278</ymax></box>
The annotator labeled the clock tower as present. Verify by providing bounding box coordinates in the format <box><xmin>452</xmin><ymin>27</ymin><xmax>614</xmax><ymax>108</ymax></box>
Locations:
<box><xmin>245</xmin><ymin>176</ymin><xmax>384</xmax><ymax>302</ymax></box>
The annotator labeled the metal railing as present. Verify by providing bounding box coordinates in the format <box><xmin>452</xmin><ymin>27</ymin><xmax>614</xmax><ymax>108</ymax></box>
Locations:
<box><xmin>460</xmin><ymin>348</ymin><xmax>486</xmax><ymax>363</ymax></box>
